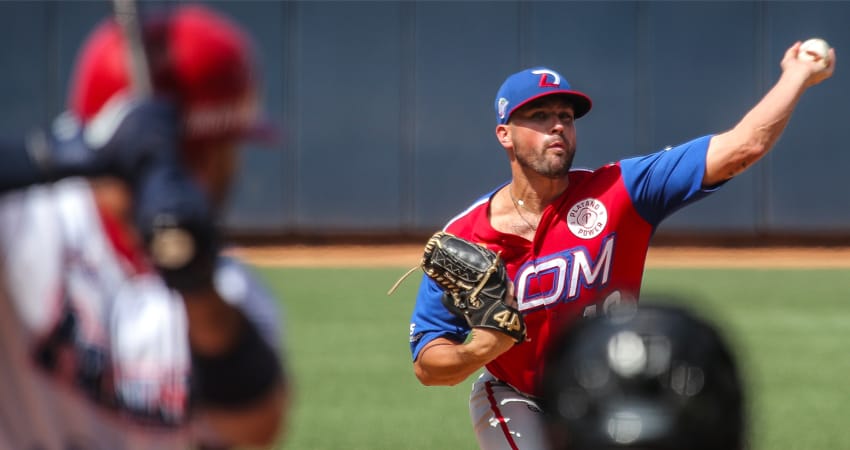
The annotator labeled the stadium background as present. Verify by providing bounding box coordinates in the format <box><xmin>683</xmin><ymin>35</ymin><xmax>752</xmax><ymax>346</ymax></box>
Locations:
<box><xmin>1</xmin><ymin>3</ymin><xmax>849</xmax><ymax>449</ymax></box>
<box><xmin>1</xmin><ymin>0</ymin><xmax>849</xmax><ymax>244</ymax></box>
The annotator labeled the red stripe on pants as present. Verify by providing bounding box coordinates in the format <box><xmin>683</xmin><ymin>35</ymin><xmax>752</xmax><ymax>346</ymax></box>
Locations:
<box><xmin>485</xmin><ymin>381</ymin><xmax>520</xmax><ymax>450</ymax></box>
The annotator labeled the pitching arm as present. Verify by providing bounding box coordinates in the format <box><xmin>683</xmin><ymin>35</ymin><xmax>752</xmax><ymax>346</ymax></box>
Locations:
<box><xmin>703</xmin><ymin>41</ymin><xmax>835</xmax><ymax>186</ymax></box>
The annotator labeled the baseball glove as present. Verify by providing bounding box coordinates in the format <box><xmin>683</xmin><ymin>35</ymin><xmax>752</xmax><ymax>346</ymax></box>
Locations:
<box><xmin>389</xmin><ymin>231</ymin><xmax>526</xmax><ymax>343</ymax></box>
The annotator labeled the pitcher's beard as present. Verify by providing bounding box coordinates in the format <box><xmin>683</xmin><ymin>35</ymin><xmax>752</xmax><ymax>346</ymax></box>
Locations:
<box><xmin>516</xmin><ymin>148</ymin><xmax>575</xmax><ymax>179</ymax></box>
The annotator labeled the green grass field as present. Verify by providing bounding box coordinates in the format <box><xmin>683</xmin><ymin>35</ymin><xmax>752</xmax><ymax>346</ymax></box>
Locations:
<box><xmin>256</xmin><ymin>266</ymin><xmax>850</xmax><ymax>450</ymax></box>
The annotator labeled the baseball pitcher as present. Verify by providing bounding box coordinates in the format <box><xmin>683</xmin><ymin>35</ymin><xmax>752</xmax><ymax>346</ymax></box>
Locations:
<box><xmin>407</xmin><ymin>41</ymin><xmax>834</xmax><ymax>449</ymax></box>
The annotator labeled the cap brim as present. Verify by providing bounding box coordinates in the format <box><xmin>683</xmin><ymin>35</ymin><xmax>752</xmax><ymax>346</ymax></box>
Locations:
<box><xmin>510</xmin><ymin>90</ymin><xmax>593</xmax><ymax>120</ymax></box>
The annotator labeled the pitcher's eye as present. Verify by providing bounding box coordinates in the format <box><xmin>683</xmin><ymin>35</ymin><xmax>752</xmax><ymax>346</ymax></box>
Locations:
<box><xmin>557</xmin><ymin>112</ymin><xmax>574</xmax><ymax>124</ymax></box>
<box><xmin>530</xmin><ymin>111</ymin><xmax>548</xmax><ymax>121</ymax></box>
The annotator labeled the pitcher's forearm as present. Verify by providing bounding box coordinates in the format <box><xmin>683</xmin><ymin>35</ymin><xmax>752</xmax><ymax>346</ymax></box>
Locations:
<box><xmin>413</xmin><ymin>331</ymin><xmax>514</xmax><ymax>386</ymax></box>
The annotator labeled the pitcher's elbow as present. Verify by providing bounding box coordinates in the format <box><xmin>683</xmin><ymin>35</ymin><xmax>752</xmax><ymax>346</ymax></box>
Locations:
<box><xmin>413</xmin><ymin>363</ymin><xmax>461</xmax><ymax>387</ymax></box>
<box><xmin>414</xmin><ymin>363</ymin><xmax>434</xmax><ymax>385</ymax></box>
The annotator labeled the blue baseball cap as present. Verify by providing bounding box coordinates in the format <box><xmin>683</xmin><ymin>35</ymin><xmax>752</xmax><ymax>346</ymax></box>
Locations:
<box><xmin>495</xmin><ymin>67</ymin><xmax>592</xmax><ymax>125</ymax></box>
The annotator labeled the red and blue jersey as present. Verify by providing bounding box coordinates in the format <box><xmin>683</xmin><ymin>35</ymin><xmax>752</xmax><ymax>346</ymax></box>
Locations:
<box><xmin>409</xmin><ymin>135</ymin><xmax>720</xmax><ymax>397</ymax></box>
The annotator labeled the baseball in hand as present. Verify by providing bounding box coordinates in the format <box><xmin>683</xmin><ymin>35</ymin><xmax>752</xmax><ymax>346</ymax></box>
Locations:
<box><xmin>798</xmin><ymin>38</ymin><xmax>831</xmax><ymax>65</ymax></box>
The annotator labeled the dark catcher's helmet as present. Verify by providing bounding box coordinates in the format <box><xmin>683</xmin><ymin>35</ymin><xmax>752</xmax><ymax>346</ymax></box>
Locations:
<box><xmin>539</xmin><ymin>303</ymin><xmax>745</xmax><ymax>450</ymax></box>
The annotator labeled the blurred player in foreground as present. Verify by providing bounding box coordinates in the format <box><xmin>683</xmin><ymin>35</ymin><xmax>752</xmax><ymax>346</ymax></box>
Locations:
<box><xmin>0</xmin><ymin>4</ymin><xmax>288</xmax><ymax>449</ymax></box>
<box><xmin>539</xmin><ymin>302</ymin><xmax>745</xmax><ymax>450</ymax></box>
<box><xmin>408</xmin><ymin>41</ymin><xmax>834</xmax><ymax>449</ymax></box>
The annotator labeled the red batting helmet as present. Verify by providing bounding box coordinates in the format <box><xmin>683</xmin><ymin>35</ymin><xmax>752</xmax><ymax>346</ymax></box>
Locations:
<box><xmin>68</xmin><ymin>4</ymin><xmax>272</xmax><ymax>153</ymax></box>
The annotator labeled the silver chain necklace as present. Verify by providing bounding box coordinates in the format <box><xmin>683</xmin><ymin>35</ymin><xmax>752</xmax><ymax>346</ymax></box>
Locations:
<box><xmin>508</xmin><ymin>184</ymin><xmax>539</xmax><ymax>232</ymax></box>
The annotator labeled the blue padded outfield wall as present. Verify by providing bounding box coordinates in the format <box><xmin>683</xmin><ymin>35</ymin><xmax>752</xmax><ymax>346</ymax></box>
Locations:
<box><xmin>1</xmin><ymin>1</ymin><xmax>848</xmax><ymax>239</ymax></box>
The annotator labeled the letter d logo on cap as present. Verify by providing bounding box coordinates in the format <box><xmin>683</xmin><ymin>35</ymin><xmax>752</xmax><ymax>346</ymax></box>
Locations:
<box><xmin>532</xmin><ymin>69</ymin><xmax>561</xmax><ymax>88</ymax></box>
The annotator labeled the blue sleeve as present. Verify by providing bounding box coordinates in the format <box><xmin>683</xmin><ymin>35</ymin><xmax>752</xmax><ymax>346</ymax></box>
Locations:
<box><xmin>620</xmin><ymin>135</ymin><xmax>725</xmax><ymax>226</ymax></box>
<box><xmin>409</xmin><ymin>274</ymin><xmax>469</xmax><ymax>361</ymax></box>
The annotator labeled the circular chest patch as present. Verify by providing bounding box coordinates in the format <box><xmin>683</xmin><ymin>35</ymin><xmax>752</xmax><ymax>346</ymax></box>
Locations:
<box><xmin>567</xmin><ymin>198</ymin><xmax>608</xmax><ymax>239</ymax></box>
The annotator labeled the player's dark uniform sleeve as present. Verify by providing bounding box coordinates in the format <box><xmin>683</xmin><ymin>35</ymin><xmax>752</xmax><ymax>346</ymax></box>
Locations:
<box><xmin>0</xmin><ymin>138</ymin><xmax>53</xmax><ymax>193</ymax></box>
<box><xmin>620</xmin><ymin>135</ymin><xmax>725</xmax><ymax>226</ymax></box>
<box><xmin>409</xmin><ymin>274</ymin><xmax>469</xmax><ymax>361</ymax></box>
<box><xmin>1</xmin><ymin>100</ymin><xmax>178</xmax><ymax>194</ymax></box>
<box><xmin>189</xmin><ymin>256</ymin><xmax>286</xmax><ymax>408</ymax></box>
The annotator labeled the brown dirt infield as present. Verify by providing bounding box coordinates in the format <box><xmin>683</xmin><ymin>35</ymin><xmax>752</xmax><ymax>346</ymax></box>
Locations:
<box><xmin>227</xmin><ymin>244</ymin><xmax>850</xmax><ymax>269</ymax></box>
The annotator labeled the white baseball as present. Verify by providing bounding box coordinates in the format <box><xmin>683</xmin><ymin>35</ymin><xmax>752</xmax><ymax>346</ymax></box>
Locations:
<box><xmin>798</xmin><ymin>38</ymin><xmax>831</xmax><ymax>64</ymax></box>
